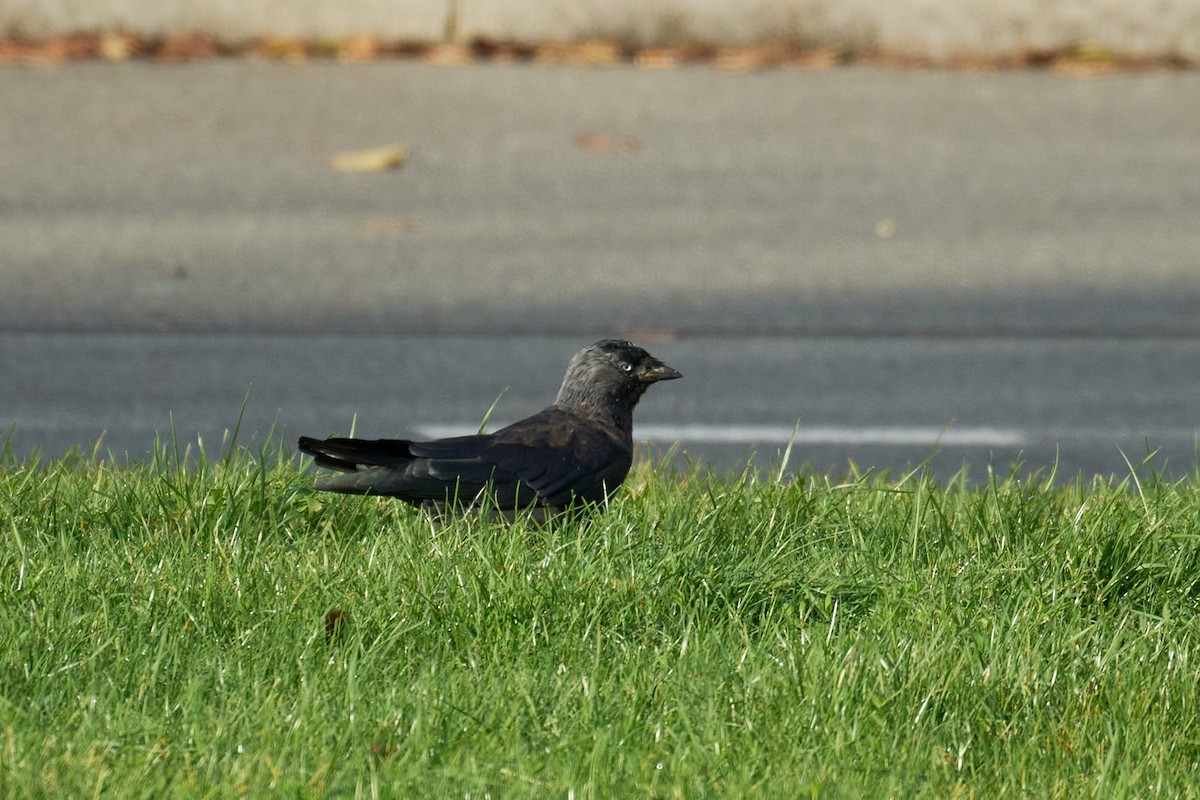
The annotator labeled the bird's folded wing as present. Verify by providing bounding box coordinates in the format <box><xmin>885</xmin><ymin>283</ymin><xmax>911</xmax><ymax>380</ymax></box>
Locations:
<box><xmin>300</xmin><ymin>407</ymin><xmax>632</xmax><ymax>507</ymax></box>
<box><xmin>412</xmin><ymin>410</ymin><xmax>632</xmax><ymax>506</ymax></box>
<box><xmin>299</xmin><ymin>435</ymin><xmax>524</xmax><ymax>503</ymax></box>
<box><xmin>484</xmin><ymin>440</ymin><xmax>627</xmax><ymax>506</ymax></box>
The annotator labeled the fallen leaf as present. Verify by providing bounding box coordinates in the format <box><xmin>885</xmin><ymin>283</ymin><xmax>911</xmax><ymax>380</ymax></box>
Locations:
<box><xmin>573</xmin><ymin>40</ymin><xmax>623</xmax><ymax>66</ymax></box>
<box><xmin>325</xmin><ymin>610</ymin><xmax>347</xmax><ymax>642</ymax></box>
<box><xmin>1052</xmin><ymin>45</ymin><xmax>1118</xmax><ymax>77</ymax></box>
<box><xmin>338</xmin><ymin>35</ymin><xmax>380</xmax><ymax>61</ymax></box>
<box><xmin>535</xmin><ymin>40</ymin><xmax>621</xmax><ymax>66</ymax></box>
<box><xmin>41</xmin><ymin>34</ymin><xmax>100</xmax><ymax>62</ymax></box>
<box><xmin>331</xmin><ymin>143</ymin><xmax>408</xmax><ymax>173</ymax></box>
<box><xmin>100</xmin><ymin>33</ymin><xmax>135</xmax><ymax>61</ymax></box>
<box><xmin>575</xmin><ymin>132</ymin><xmax>642</xmax><ymax>154</ymax></box>
<box><xmin>715</xmin><ymin>44</ymin><xmax>788</xmax><ymax>71</ymax></box>
<box><xmin>422</xmin><ymin>42</ymin><xmax>471</xmax><ymax>65</ymax></box>
<box><xmin>472</xmin><ymin>40</ymin><xmax>525</xmax><ymax>64</ymax></box>
<box><xmin>782</xmin><ymin>48</ymin><xmax>842</xmax><ymax>70</ymax></box>
<box><xmin>156</xmin><ymin>32</ymin><xmax>221</xmax><ymax>62</ymax></box>
<box><xmin>254</xmin><ymin>35</ymin><xmax>308</xmax><ymax>61</ymax></box>
<box><xmin>634</xmin><ymin>48</ymin><xmax>678</xmax><ymax>69</ymax></box>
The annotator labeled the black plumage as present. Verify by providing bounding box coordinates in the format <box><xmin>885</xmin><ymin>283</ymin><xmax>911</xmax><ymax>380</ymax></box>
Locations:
<box><xmin>298</xmin><ymin>339</ymin><xmax>681</xmax><ymax>515</ymax></box>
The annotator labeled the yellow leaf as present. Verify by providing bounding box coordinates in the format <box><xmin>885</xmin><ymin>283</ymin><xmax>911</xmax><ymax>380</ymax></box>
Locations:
<box><xmin>330</xmin><ymin>143</ymin><xmax>408</xmax><ymax>173</ymax></box>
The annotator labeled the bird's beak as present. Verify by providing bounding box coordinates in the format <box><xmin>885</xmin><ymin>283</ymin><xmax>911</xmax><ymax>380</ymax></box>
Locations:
<box><xmin>639</xmin><ymin>358</ymin><xmax>683</xmax><ymax>383</ymax></box>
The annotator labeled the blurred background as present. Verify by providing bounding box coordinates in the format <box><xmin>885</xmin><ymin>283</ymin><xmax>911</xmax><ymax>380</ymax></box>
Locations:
<box><xmin>2</xmin><ymin>0</ymin><xmax>1198</xmax><ymax>480</ymax></box>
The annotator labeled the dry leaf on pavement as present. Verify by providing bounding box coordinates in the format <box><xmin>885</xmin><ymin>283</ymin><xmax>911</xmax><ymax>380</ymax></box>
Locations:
<box><xmin>330</xmin><ymin>143</ymin><xmax>408</xmax><ymax>173</ymax></box>
<box><xmin>575</xmin><ymin>133</ymin><xmax>642</xmax><ymax>154</ymax></box>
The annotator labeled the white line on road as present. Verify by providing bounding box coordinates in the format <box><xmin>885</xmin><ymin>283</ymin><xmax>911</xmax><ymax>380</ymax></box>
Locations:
<box><xmin>414</xmin><ymin>424</ymin><xmax>1030</xmax><ymax>448</ymax></box>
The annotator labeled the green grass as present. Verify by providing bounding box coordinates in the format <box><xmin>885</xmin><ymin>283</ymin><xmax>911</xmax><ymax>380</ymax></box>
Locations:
<box><xmin>2</xmin><ymin>440</ymin><xmax>1200</xmax><ymax>798</ymax></box>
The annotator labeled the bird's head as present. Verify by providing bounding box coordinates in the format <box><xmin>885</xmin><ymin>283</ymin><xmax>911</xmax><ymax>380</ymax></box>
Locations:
<box><xmin>555</xmin><ymin>339</ymin><xmax>682</xmax><ymax>422</ymax></box>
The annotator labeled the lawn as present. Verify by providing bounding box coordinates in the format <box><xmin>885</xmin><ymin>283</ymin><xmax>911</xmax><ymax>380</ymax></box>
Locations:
<box><xmin>2</xmin><ymin>439</ymin><xmax>1199</xmax><ymax>797</ymax></box>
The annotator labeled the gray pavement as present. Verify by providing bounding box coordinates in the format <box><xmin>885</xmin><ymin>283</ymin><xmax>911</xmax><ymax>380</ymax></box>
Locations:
<box><xmin>2</xmin><ymin>332</ymin><xmax>1197</xmax><ymax>482</ymax></box>
<box><xmin>2</xmin><ymin>63</ymin><xmax>1198</xmax><ymax>480</ymax></box>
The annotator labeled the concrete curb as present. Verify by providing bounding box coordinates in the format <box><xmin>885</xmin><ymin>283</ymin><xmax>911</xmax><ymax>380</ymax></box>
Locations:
<box><xmin>3</xmin><ymin>0</ymin><xmax>1199</xmax><ymax>60</ymax></box>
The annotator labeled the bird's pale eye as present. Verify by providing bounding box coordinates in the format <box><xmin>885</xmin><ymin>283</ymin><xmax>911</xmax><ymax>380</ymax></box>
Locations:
<box><xmin>620</xmin><ymin>362</ymin><xmax>633</xmax><ymax>373</ymax></box>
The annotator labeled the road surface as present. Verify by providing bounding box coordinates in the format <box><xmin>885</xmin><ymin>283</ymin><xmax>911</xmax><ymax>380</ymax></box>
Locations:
<box><xmin>2</xmin><ymin>63</ymin><xmax>1197</xmax><ymax>480</ymax></box>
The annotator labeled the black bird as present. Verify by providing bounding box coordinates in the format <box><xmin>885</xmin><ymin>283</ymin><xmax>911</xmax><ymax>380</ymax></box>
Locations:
<box><xmin>298</xmin><ymin>339</ymin><xmax>681</xmax><ymax>517</ymax></box>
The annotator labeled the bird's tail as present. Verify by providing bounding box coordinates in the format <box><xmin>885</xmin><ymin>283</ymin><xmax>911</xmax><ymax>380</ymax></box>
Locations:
<box><xmin>297</xmin><ymin>436</ymin><xmax>417</xmax><ymax>472</ymax></box>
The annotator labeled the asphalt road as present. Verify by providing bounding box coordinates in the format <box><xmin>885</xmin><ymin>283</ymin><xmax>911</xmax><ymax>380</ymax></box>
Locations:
<box><xmin>3</xmin><ymin>330</ymin><xmax>1197</xmax><ymax>482</ymax></box>
<box><xmin>2</xmin><ymin>63</ymin><xmax>1198</xmax><ymax>480</ymax></box>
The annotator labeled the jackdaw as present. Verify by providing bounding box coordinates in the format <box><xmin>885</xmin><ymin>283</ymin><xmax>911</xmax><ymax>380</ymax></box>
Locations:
<box><xmin>298</xmin><ymin>339</ymin><xmax>681</xmax><ymax>517</ymax></box>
